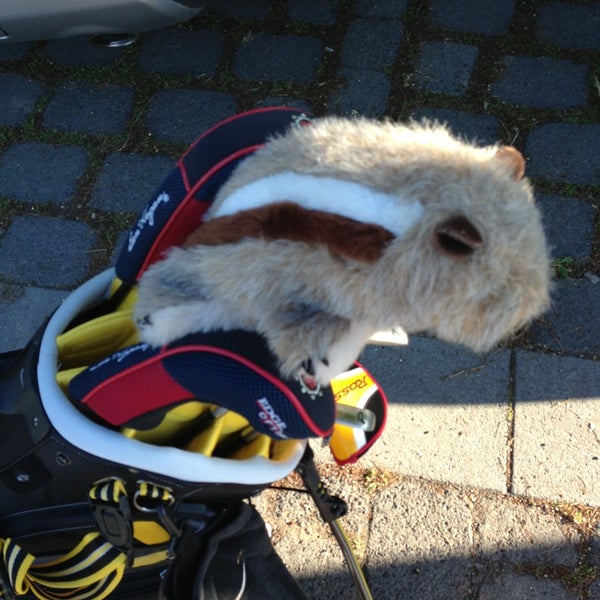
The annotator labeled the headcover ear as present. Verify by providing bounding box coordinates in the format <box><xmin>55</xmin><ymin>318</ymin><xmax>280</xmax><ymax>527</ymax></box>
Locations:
<box><xmin>494</xmin><ymin>146</ymin><xmax>526</xmax><ymax>180</ymax></box>
<box><xmin>68</xmin><ymin>330</ymin><xmax>335</xmax><ymax>441</ymax></box>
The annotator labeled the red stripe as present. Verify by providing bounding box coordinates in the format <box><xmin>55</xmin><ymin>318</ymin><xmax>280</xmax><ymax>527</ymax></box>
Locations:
<box><xmin>82</xmin><ymin>356</ymin><xmax>191</xmax><ymax>426</ymax></box>
<box><xmin>82</xmin><ymin>344</ymin><xmax>332</xmax><ymax>437</ymax></box>
<box><xmin>137</xmin><ymin>146</ymin><xmax>261</xmax><ymax>279</ymax></box>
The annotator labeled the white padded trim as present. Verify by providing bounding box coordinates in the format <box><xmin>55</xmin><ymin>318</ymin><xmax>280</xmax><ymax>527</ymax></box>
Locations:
<box><xmin>214</xmin><ymin>172</ymin><xmax>424</xmax><ymax>239</ymax></box>
<box><xmin>37</xmin><ymin>269</ymin><xmax>305</xmax><ymax>485</ymax></box>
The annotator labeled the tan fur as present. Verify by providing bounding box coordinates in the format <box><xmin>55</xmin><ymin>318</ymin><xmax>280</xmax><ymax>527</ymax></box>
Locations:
<box><xmin>135</xmin><ymin>117</ymin><xmax>551</xmax><ymax>384</ymax></box>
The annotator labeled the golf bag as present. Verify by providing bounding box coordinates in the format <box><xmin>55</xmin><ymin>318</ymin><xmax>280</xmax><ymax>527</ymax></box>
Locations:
<box><xmin>0</xmin><ymin>107</ymin><xmax>387</xmax><ymax>600</ymax></box>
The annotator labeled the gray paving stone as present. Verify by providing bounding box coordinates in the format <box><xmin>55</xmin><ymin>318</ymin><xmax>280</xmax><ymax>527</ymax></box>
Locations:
<box><xmin>491</xmin><ymin>56</ymin><xmax>588</xmax><ymax>109</ymax></box>
<box><xmin>254</xmin><ymin>485</ymin><xmax>361</xmax><ymax>599</ymax></box>
<box><xmin>477</xmin><ymin>570</ymin><xmax>575</xmax><ymax>600</ymax></box>
<box><xmin>536</xmin><ymin>1</ymin><xmax>600</xmax><ymax>51</ymax></box>
<box><xmin>476</xmin><ymin>494</ymin><xmax>580</xmax><ymax>566</ymax></box>
<box><xmin>416</xmin><ymin>41</ymin><xmax>478</xmax><ymax>96</ymax></box>
<box><xmin>144</xmin><ymin>89</ymin><xmax>236</xmax><ymax>144</ymax></box>
<box><xmin>0</xmin><ymin>42</ymin><xmax>31</xmax><ymax>62</ymax></box>
<box><xmin>138</xmin><ymin>28</ymin><xmax>224</xmax><ymax>76</ymax></box>
<box><xmin>235</xmin><ymin>33</ymin><xmax>323</xmax><ymax>83</ymax></box>
<box><xmin>0</xmin><ymin>74</ymin><xmax>44</xmax><ymax>126</ymax></box>
<box><xmin>537</xmin><ymin>194</ymin><xmax>595</xmax><ymax>261</ymax></box>
<box><xmin>0</xmin><ymin>285</ymin><xmax>68</xmax><ymax>352</ymax></box>
<box><xmin>513</xmin><ymin>351</ymin><xmax>600</xmax><ymax>505</ymax></box>
<box><xmin>529</xmin><ymin>278</ymin><xmax>600</xmax><ymax>355</ymax></box>
<box><xmin>341</xmin><ymin>19</ymin><xmax>403</xmax><ymax>71</ymax></box>
<box><xmin>90</xmin><ymin>152</ymin><xmax>174</xmax><ymax>213</ymax></box>
<box><xmin>0</xmin><ymin>143</ymin><xmax>89</xmax><ymax>204</ymax></box>
<box><xmin>360</xmin><ymin>338</ymin><xmax>511</xmax><ymax>492</ymax></box>
<box><xmin>329</xmin><ymin>69</ymin><xmax>390</xmax><ymax>117</ymax></box>
<box><xmin>0</xmin><ymin>216</ymin><xmax>97</xmax><ymax>287</ymax></box>
<box><xmin>43</xmin><ymin>37</ymin><xmax>125</xmax><ymax>66</ymax></box>
<box><xmin>354</xmin><ymin>0</ymin><xmax>409</xmax><ymax>18</ymax></box>
<box><xmin>429</xmin><ymin>0</ymin><xmax>516</xmax><ymax>36</ymax></box>
<box><xmin>286</xmin><ymin>0</ymin><xmax>338</xmax><ymax>26</ymax></box>
<box><xmin>410</xmin><ymin>107</ymin><xmax>499</xmax><ymax>145</ymax></box>
<box><xmin>43</xmin><ymin>81</ymin><xmax>134</xmax><ymax>136</ymax></box>
<box><xmin>367</xmin><ymin>480</ymin><xmax>473</xmax><ymax>600</ymax></box>
<box><xmin>525</xmin><ymin>124</ymin><xmax>600</xmax><ymax>185</ymax></box>
<box><xmin>200</xmin><ymin>0</ymin><xmax>271</xmax><ymax>19</ymax></box>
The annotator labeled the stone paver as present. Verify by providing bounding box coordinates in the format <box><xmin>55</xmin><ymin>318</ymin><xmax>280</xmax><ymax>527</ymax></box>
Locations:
<box><xmin>429</xmin><ymin>0</ymin><xmax>517</xmax><ymax>36</ymax></box>
<box><xmin>491</xmin><ymin>56</ymin><xmax>588</xmax><ymax>109</ymax></box>
<box><xmin>0</xmin><ymin>216</ymin><xmax>97</xmax><ymax>287</ymax></box>
<box><xmin>361</xmin><ymin>338</ymin><xmax>511</xmax><ymax>493</ymax></box>
<box><xmin>476</xmin><ymin>494</ymin><xmax>580</xmax><ymax>566</ymax></box>
<box><xmin>525</xmin><ymin>124</ymin><xmax>600</xmax><ymax>185</ymax></box>
<box><xmin>90</xmin><ymin>153</ymin><xmax>174</xmax><ymax>213</ymax></box>
<box><xmin>287</xmin><ymin>0</ymin><xmax>339</xmax><ymax>26</ymax></box>
<box><xmin>0</xmin><ymin>74</ymin><xmax>44</xmax><ymax>126</ymax></box>
<box><xmin>530</xmin><ymin>279</ymin><xmax>600</xmax><ymax>355</ymax></box>
<box><xmin>43</xmin><ymin>81</ymin><xmax>134</xmax><ymax>135</ymax></box>
<box><xmin>234</xmin><ymin>34</ymin><xmax>323</xmax><ymax>83</ymax></box>
<box><xmin>144</xmin><ymin>89</ymin><xmax>237</xmax><ymax>143</ymax></box>
<box><xmin>538</xmin><ymin>194</ymin><xmax>596</xmax><ymax>261</ymax></box>
<box><xmin>329</xmin><ymin>70</ymin><xmax>390</xmax><ymax>117</ymax></box>
<box><xmin>416</xmin><ymin>41</ymin><xmax>479</xmax><ymax>96</ymax></box>
<box><xmin>0</xmin><ymin>143</ymin><xmax>89</xmax><ymax>204</ymax></box>
<box><xmin>137</xmin><ymin>28</ymin><xmax>224</xmax><ymax>76</ymax></box>
<box><xmin>513</xmin><ymin>351</ymin><xmax>600</xmax><ymax>505</ymax></box>
<box><xmin>367</xmin><ymin>481</ymin><xmax>473</xmax><ymax>600</ymax></box>
<box><xmin>0</xmin><ymin>286</ymin><xmax>68</xmax><ymax>352</ymax></box>
<box><xmin>536</xmin><ymin>1</ymin><xmax>600</xmax><ymax>50</ymax></box>
<box><xmin>341</xmin><ymin>19</ymin><xmax>403</xmax><ymax>71</ymax></box>
<box><xmin>477</xmin><ymin>571</ymin><xmax>574</xmax><ymax>600</ymax></box>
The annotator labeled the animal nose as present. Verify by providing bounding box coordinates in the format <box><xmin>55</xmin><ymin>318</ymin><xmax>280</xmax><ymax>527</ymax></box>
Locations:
<box><xmin>434</xmin><ymin>216</ymin><xmax>483</xmax><ymax>257</ymax></box>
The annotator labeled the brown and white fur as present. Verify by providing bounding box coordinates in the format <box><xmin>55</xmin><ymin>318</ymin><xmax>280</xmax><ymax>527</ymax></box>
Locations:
<box><xmin>135</xmin><ymin>117</ymin><xmax>551</xmax><ymax>384</ymax></box>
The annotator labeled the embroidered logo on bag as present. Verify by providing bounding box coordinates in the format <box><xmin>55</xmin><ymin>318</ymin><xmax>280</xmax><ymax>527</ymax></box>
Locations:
<box><xmin>333</xmin><ymin>375</ymin><xmax>368</xmax><ymax>402</ymax></box>
<box><xmin>295</xmin><ymin>367</ymin><xmax>323</xmax><ymax>401</ymax></box>
<box><xmin>128</xmin><ymin>191</ymin><xmax>170</xmax><ymax>252</ymax></box>
<box><xmin>256</xmin><ymin>397</ymin><xmax>288</xmax><ymax>439</ymax></box>
<box><xmin>88</xmin><ymin>343</ymin><xmax>151</xmax><ymax>372</ymax></box>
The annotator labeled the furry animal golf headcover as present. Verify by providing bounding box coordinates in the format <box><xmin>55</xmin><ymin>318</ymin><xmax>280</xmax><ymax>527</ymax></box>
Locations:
<box><xmin>135</xmin><ymin>117</ymin><xmax>551</xmax><ymax>384</ymax></box>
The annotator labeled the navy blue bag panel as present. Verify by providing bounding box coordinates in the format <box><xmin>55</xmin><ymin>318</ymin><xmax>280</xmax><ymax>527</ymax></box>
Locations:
<box><xmin>68</xmin><ymin>330</ymin><xmax>335</xmax><ymax>441</ymax></box>
<box><xmin>116</xmin><ymin>107</ymin><xmax>311</xmax><ymax>285</ymax></box>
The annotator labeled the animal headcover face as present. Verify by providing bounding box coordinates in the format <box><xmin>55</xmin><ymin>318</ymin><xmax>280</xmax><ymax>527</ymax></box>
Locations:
<box><xmin>135</xmin><ymin>117</ymin><xmax>551</xmax><ymax>383</ymax></box>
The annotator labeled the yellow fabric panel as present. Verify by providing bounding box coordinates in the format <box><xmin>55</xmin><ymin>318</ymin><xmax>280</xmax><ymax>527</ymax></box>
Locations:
<box><xmin>55</xmin><ymin>276</ymin><xmax>300</xmax><ymax>462</ymax></box>
<box><xmin>131</xmin><ymin>549</ymin><xmax>169</xmax><ymax>568</ymax></box>
<box><xmin>132</xmin><ymin>522</ymin><xmax>170</xmax><ymax>545</ymax></box>
<box><xmin>184</xmin><ymin>414</ymin><xmax>227</xmax><ymax>456</ymax></box>
<box><xmin>56</xmin><ymin>310</ymin><xmax>139</xmax><ymax>370</ymax></box>
<box><xmin>229</xmin><ymin>434</ymin><xmax>272</xmax><ymax>460</ymax></box>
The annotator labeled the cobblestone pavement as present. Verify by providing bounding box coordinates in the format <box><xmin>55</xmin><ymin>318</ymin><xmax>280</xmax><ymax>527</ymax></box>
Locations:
<box><xmin>1</xmin><ymin>1</ymin><xmax>600</xmax><ymax>598</ymax></box>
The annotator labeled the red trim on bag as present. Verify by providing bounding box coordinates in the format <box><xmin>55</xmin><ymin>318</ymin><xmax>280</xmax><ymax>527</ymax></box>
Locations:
<box><xmin>81</xmin><ymin>345</ymin><xmax>332</xmax><ymax>438</ymax></box>
<box><xmin>333</xmin><ymin>361</ymin><xmax>389</xmax><ymax>466</ymax></box>
<box><xmin>136</xmin><ymin>146</ymin><xmax>261</xmax><ymax>279</ymax></box>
